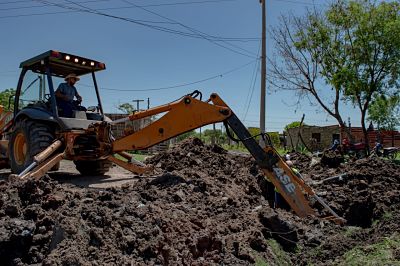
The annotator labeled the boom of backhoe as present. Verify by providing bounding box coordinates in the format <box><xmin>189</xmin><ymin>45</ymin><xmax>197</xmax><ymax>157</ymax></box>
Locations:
<box><xmin>12</xmin><ymin>91</ymin><xmax>343</xmax><ymax>223</ymax></box>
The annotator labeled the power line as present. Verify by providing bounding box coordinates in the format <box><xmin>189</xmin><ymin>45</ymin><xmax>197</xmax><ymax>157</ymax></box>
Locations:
<box><xmin>57</xmin><ymin>0</ymin><xmax>257</xmax><ymax>58</ymax></box>
<box><xmin>81</xmin><ymin>59</ymin><xmax>257</xmax><ymax>92</ymax></box>
<box><xmin>0</xmin><ymin>0</ymin><xmax>234</xmax><ymax>5</ymax></box>
<box><xmin>1</xmin><ymin>1</ymin><xmax>259</xmax><ymax>41</ymax></box>
<box><xmin>0</xmin><ymin>6</ymin><xmax>258</xmax><ymax>42</ymax></box>
<box><xmin>272</xmin><ymin>0</ymin><xmax>322</xmax><ymax>6</ymax></box>
<box><xmin>0</xmin><ymin>0</ymin><xmax>110</xmax><ymax>11</ymax></box>
<box><xmin>120</xmin><ymin>0</ymin><xmax>258</xmax><ymax>57</ymax></box>
<box><xmin>0</xmin><ymin>0</ymin><xmax>35</xmax><ymax>4</ymax></box>
<box><xmin>23</xmin><ymin>1</ymin><xmax>259</xmax><ymax>47</ymax></box>
<box><xmin>243</xmin><ymin>40</ymin><xmax>261</xmax><ymax>121</ymax></box>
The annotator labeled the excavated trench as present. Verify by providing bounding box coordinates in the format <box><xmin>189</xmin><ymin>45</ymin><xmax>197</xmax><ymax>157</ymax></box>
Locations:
<box><xmin>0</xmin><ymin>138</ymin><xmax>399</xmax><ymax>265</ymax></box>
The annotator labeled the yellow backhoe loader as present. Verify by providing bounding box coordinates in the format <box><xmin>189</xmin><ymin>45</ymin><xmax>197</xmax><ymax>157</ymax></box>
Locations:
<box><xmin>0</xmin><ymin>50</ymin><xmax>344</xmax><ymax>224</ymax></box>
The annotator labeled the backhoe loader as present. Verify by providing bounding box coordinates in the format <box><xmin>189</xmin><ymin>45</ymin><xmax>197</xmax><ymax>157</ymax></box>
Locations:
<box><xmin>0</xmin><ymin>50</ymin><xmax>343</xmax><ymax>223</ymax></box>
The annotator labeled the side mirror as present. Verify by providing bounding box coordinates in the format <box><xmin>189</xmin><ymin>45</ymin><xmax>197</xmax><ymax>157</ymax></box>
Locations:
<box><xmin>87</xmin><ymin>106</ymin><xmax>97</xmax><ymax>112</ymax></box>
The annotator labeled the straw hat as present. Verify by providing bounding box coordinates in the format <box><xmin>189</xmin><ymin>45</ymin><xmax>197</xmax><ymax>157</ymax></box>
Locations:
<box><xmin>64</xmin><ymin>73</ymin><xmax>80</xmax><ymax>81</ymax></box>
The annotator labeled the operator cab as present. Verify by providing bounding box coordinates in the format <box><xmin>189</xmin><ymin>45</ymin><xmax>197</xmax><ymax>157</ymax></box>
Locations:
<box><xmin>15</xmin><ymin>50</ymin><xmax>108</xmax><ymax>130</ymax></box>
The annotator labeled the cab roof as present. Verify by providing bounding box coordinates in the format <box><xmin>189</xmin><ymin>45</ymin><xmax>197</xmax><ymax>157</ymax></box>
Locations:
<box><xmin>19</xmin><ymin>50</ymin><xmax>106</xmax><ymax>78</ymax></box>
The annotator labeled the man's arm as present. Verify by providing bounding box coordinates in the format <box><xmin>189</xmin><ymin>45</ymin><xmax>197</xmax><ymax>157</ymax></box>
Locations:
<box><xmin>74</xmin><ymin>88</ymin><xmax>82</xmax><ymax>102</ymax></box>
<box><xmin>55</xmin><ymin>85</ymin><xmax>69</xmax><ymax>101</ymax></box>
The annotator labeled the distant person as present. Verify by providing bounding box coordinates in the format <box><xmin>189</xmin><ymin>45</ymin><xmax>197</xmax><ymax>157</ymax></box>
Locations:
<box><xmin>373</xmin><ymin>141</ymin><xmax>383</xmax><ymax>156</ymax></box>
<box><xmin>55</xmin><ymin>73</ymin><xmax>83</xmax><ymax>117</ymax></box>
<box><xmin>329</xmin><ymin>139</ymin><xmax>340</xmax><ymax>151</ymax></box>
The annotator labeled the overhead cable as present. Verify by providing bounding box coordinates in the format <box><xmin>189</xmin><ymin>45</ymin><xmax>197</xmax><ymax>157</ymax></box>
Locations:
<box><xmin>80</xmin><ymin>59</ymin><xmax>257</xmax><ymax>92</ymax></box>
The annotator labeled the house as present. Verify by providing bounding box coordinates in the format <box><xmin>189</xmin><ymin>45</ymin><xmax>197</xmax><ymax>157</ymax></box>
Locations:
<box><xmin>285</xmin><ymin>125</ymin><xmax>340</xmax><ymax>152</ymax></box>
<box><xmin>285</xmin><ymin>124</ymin><xmax>400</xmax><ymax>152</ymax></box>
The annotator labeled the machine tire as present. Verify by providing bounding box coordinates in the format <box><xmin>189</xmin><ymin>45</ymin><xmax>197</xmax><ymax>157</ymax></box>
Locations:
<box><xmin>9</xmin><ymin>119</ymin><xmax>55</xmax><ymax>174</ymax></box>
<box><xmin>74</xmin><ymin>159</ymin><xmax>111</xmax><ymax>176</ymax></box>
<box><xmin>389</xmin><ymin>151</ymin><xmax>397</xmax><ymax>160</ymax></box>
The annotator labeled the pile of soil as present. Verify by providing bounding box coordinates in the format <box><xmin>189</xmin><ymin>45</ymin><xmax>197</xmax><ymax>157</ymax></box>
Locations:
<box><xmin>310</xmin><ymin>157</ymin><xmax>400</xmax><ymax>227</ymax></box>
<box><xmin>0</xmin><ymin>137</ymin><xmax>399</xmax><ymax>265</ymax></box>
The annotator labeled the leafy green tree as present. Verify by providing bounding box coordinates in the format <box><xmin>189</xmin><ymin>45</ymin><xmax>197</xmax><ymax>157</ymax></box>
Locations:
<box><xmin>176</xmin><ymin>130</ymin><xmax>197</xmax><ymax>142</ymax></box>
<box><xmin>368</xmin><ymin>94</ymin><xmax>400</xmax><ymax>130</ymax></box>
<box><xmin>117</xmin><ymin>103</ymin><xmax>135</xmax><ymax>114</ymax></box>
<box><xmin>248</xmin><ymin>127</ymin><xmax>261</xmax><ymax>141</ymax></box>
<box><xmin>0</xmin><ymin>88</ymin><xmax>15</xmax><ymax>111</ymax></box>
<box><xmin>267</xmin><ymin>132</ymin><xmax>280</xmax><ymax>147</ymax></box>
<box><xmin>201</xmin><ymin>129</ymin><xmax>227</xmax><ymax>144</ymax></box>
<box><xmin>284</xmin><ymin>121</ymin><xmax>304</xmax><ymax>131</ymax></box>
<box><xmin>269</xmin><ymin>0</ymin><xmax>400</xmax><ymax>149</ymax></box>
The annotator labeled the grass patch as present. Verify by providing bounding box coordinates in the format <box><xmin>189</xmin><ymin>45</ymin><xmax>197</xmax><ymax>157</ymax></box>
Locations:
<box><xmin>343</xmin><ymin>226</ymin><xmax>362</xmax><ymax>238</ymax></box>
<box><xmin>341</xmin><ymin>234</ymin><xmax>400</xmax><ymax>265</ymax></box>
<box><xmin>255</xmin><ymin>257</ymin><xmax>269</xmax><ymax>266</ymax></box>
<box><xmin>265</xmin><ymin>239</ymin><xmax>292</xmax><ymax>266</ymax></box>
<box><xmin>372</xmin><ymin>211</ymin><xmax>393</xmax><ymax>227</ymax></box>
<box><xmin>113</xmin><ymin>153</ymin><xmax>148</xmax><ymax>162</ymax></box>
<box><xmin>131</xmin><ymin>153</ymin><xmax>148</xmax><ymax>162</ymax></box>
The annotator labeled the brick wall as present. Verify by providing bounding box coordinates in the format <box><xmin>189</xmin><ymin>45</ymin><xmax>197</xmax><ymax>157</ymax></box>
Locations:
<box><xmin>286</xmin><ymin>125</ymin><xmax>340</xmax><ymax>152</ymax></box>
<box><xmin>105</xmin><ymin>113</ymin><xmax>169</xmax><ymax>153</ymax></box>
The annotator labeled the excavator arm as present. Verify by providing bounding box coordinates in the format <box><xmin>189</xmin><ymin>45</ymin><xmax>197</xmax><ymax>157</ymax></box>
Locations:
<box><xmin>110</xmin><ymin>92</ymin><xmax>341</xmax><ymax>220</ymax></box>
<box><xmin>111</xmin><ymin>92</ymin><xmax>231</xmax><ymax>152</ymax></box>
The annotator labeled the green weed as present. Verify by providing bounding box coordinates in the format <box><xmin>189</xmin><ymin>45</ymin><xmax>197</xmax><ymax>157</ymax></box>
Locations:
<box><xmin>266</xmin><ymin>239</ymin><xmax>292</xmax><ymax>266</ymax></box>
<box><xmin>340</xmin><ymin>234</ymin><xmax>400</xmax><ymax>265</ymax></box>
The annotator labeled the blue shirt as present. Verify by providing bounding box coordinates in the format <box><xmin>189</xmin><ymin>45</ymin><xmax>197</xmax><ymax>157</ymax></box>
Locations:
<box><xmin>56</xmin><ymin>83</ymin><xmax>78</xmax><ymax>102</ymax></box>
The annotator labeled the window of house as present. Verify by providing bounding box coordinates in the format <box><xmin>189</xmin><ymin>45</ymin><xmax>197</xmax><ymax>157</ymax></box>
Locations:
<box><xmin>332</xmin><ymin>133</ymin><xmax>340</xmax><ymax>143</ymax></box>
<box><xmin>311</xmin><ymin>133</ymin><xmax>321</xmax><ymax>143</ymax></box>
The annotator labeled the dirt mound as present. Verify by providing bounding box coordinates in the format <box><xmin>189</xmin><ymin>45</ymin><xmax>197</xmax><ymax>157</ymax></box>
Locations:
<box><xmin>286</xmin><ymin>152</ymin><xmax>311</xmax><ymax>169</ymax></box>
<box><xmin>320</xmin><ymin>150</ymin><xmax>344</xmax><ymax>168</ymax></box>
<box><xmin>0</xmin><ymin>138</ymin><xmax>399</xmax><ymax>265</ymax></box>
<box><xmin>310</xmin><ymin>157</ymin><xmax>400</xmax><ymax>227</ymax></box>
<box><xmin>0</xmin><ymin>138</ymin><xmax>281</xmax><ymax>265</ymax></box>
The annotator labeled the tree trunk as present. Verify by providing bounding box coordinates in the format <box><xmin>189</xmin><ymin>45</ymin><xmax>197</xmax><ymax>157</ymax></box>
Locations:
<box><xmin>360</xmin><ymin>110</ymin><xmax>370</xmax><ymax>154</ymax></box>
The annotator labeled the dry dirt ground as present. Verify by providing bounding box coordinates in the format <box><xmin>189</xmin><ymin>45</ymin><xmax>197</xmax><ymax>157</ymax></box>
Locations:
<box><xmin>0</xmin><ymin>138</ymin><xmax>399</xmax><ymax>265</ymax></box>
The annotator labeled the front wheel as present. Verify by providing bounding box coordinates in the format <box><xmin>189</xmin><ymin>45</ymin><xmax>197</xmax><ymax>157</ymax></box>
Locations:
<box><xmin>73</xmin><ymin>159</ymin><xmax>111</xmax><ymax>176</ymax></box>
<box><xmin>389</xmin><ymin>151</ymin><xmax>398</xmax><ymax>160</ymax></box>
<box><xmin>9</xmin><ymin>119</ymin><xmax>55</xmax><ymax>174</ymax></box>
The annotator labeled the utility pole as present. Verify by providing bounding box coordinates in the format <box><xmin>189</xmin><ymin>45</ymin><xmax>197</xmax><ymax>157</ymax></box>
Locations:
<box><xmin>259</xmin><ymin>0</ymin><xmax>267</xmax><ymax>146</ymax></box>
<box><xmin>132</xmin><ymin>99</ymin><xmax>144</xmax><ymax>111</ymax></box>
<box><xmin>212</xmin><ymin>123</ymin><xmax>216</xmax><ymax>145</ymax></box>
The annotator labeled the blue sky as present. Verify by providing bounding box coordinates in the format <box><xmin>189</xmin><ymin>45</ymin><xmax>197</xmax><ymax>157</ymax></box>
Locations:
<box><xmin>0</xmin><ymin>0</ymin><xmax>362</xmax><ymax>132</ymax></box>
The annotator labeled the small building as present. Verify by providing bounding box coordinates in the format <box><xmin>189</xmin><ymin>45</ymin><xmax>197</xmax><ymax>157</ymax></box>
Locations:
<box><xmin>285</xmin><ymin>125</ymin><xmax>340</xmax><ymax>152</ymax></box>
<box><xmin>286</xmin><ymin>124</ymin><xmax>400</xmax><ymax>151</ymax></box>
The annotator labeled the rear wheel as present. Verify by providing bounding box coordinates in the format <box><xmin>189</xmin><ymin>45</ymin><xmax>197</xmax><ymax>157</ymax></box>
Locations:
<box><xmin>73</xmin><ymin>159</ymin><xmax>111</xmax><ymax>176</ymax></box>
<box><xmin>389</xmin><ymin>151</ymin><xmax>398</xmax><ymax>160</ymax></box>
<box><xmin>9</xmin><ymin>119</ymin><xmax>56</xmax><ymax>174</ymax></box>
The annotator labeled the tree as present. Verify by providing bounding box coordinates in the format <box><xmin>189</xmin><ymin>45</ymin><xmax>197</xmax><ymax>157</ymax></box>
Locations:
<box><xmin>0</xmin><ymin>88</ymin><xmax>15</xmax><ymax>111</ymax></box>
<box><xmin>269</xmin><ymin>0</ymin><xmax>400</xmax><ymax>150</ymax></box>
<box><xmin>176</xmin><ymin>130</ymin><xmax>197</xmax><ymax>142</ymax></box>
<box><xmin>201</xmin><ymin>129</ymin><xmax>226</xmax><ymax>144</ymax></box>
<box><xmin>117</xmin><ymin>103</ymin><xmax>135</xmax><ymax>114</ymax></box>
<box><xmin>284</xmin><ymin>121</ymin><xmax>304</xmax><ymax>131</ymax></box>
<box><xmin>368</xmin><ymin>94</ymin><xmax>400</xmax><ymax>131</ymax></box>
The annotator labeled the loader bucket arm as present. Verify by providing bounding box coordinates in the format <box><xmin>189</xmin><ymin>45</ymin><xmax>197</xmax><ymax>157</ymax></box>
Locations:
<box><xmin>112</xmin><ymin>93</ymin><xmax>231</xmax><ymax>152</ymax></box>
<box><xmin>112</xmin><ymin>93</ymin><xmax>316</xmax><ymax>218</ymax></box>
